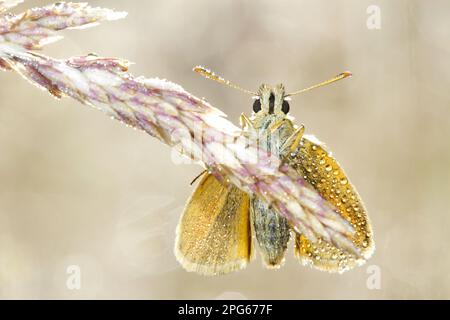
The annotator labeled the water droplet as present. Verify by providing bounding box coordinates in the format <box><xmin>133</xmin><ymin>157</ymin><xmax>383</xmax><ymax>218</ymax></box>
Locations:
<box><xmin>340</xmin><ymin>178</ymin><xmax>348</xmax><ymax>185</ymax></box>
<box><xmin>325</xmin><ymin>165</ymin><xmax>332</xmax><ymax>172</ymax></box>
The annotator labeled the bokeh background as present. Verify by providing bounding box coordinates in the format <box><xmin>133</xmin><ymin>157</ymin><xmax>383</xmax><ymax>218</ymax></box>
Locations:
<box><xmin>1</xmin><ymin>0</ymin><xmax>449</xmax><ymax>299</ymax></box>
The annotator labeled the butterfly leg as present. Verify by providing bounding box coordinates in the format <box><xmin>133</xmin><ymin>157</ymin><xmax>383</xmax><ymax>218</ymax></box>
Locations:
<box><xmin>269</xmin><ymin>119</ymin><xmax>285</xmax><ymax>133</ymax></box>
<box><xmin>281</xmin><ymin>124</ymin><xmax>305</xmax><ymax>153</ymax></box>
<box><xmin>257</xmin><ymin>118</ymin><xmax>290</xmax><ymax>141</ymax></box>
<box><xmin>240</xmin><ymin>113</ymin><xmax>254</xmax><ymax>130</ymax></box>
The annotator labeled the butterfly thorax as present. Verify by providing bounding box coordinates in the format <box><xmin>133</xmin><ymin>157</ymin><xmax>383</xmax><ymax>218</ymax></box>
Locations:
<box><xmin>250</xmin><ymin>84</ymin><xmax>295</xmax><ymax>157</ymax></box>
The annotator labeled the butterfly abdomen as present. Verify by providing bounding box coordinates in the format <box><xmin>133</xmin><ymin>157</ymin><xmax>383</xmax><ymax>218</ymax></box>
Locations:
<box><xmin>251</xmin><ymin>197</ymin><xmax>291</xmax><ymax>267</ymax></box>
<box><xmin>250</xmin><ymin>115</ymin><xmax>295</xmax><ymax>268</ymax></box>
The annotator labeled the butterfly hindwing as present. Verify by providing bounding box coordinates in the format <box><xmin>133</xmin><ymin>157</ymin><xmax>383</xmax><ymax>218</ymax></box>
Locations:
<box><xmin>284</xmin><ymin>133</ymin><xmax>374</xmax><ymax>273</ymax></box>
<box><xmin>175</xmin><ymin>173</ymin><xmax>253</xmax><ymax>275</ymax></box>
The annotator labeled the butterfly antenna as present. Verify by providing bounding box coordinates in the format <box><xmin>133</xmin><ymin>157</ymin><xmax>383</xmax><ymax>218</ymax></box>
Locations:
<box><xmin>286</xmin><ymin>71</ymin><xmax>352</xmax><ymax>96</ymax></box>
<box><xmin>193</xmin><ymin>66</ymin><xmax>256</xmax><ymax>95</ymax></box>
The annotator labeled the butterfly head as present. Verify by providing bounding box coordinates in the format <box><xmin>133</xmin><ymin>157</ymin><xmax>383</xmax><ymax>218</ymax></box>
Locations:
<box><xmin>252</xmin><ymin>84</ymin><xmax>290</xmax><ymax>117</ymax></box>
<box><xmin>193</xmin><ymin>65</ymin><xmax>352</xmax><ymax>120</ymax></box>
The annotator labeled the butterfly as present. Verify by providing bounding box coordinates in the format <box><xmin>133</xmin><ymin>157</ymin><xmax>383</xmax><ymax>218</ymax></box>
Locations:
<box><xmin>2</xmin><ymin>48</ymin><xmax>374</xmax><ymax>275</ymax></box>
<box><xmin>175</xmin><ymin>67</ymin><xmax>374</xmax><ymax>275</ymax></box>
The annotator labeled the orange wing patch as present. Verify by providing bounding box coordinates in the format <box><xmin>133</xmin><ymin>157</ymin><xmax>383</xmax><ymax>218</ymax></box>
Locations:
<box><xmin>175</xmin><ymin>173</ymin><xmax>253</xmax><ymax>275</ymax></box>
<box><xmin>287</xmin><ymin>134</ymin><xmax>374</xmax><ymax>273</ymax></box>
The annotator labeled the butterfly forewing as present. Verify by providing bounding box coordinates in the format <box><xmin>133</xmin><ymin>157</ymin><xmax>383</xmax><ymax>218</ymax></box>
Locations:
<box><xmin>175</xmin><ymin>173</ymin><xmax>253</xmax><ymax>275</ymax></box>
<box><xmin>285</xmin><ymin>134</ymin><xmax>374</xmax><ymax>273</ymax></box>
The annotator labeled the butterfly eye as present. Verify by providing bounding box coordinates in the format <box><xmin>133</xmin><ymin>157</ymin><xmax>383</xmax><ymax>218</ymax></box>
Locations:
<box><xmin>253</xmin><ymin>99</ymin><xmax>262</xmax><ymax>113</ymax></box>
<box><xmin>282</xmin><ymin>100</ymin><xmax>290</xmax><ymax>114</ymax></box>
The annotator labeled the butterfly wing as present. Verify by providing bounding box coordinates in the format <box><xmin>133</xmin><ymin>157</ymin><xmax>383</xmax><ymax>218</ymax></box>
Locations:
<box><xmin>285</xmin><ymin>134</ymin><xmax>374</xmax><ymax>273</ymax></box>
<box><xmin>175</xmin><ymin>173</ymin><xmax>253</xmax><ymax>275</ymax></box>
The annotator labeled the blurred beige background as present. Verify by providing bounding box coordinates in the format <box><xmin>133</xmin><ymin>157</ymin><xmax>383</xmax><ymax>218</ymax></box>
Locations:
<box><xmin>1</xmin><ymin>0</ymin><xmax>449</xmax><ymax>299</ymax></box>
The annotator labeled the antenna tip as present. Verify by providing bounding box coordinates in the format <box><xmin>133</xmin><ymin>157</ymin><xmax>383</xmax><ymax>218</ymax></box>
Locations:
<box><xmin>341</xmin><ymin>71</ymin><xmax>353</xmax><ymax>78</ymax></box>
<box><xmin>193</xmin><ymin>66</ymin><xmax>217</xmax><ymax>80</ymax></box>
<box><xmin>193</xmin><ymin>65</ymin><xmax>209</xmax><ymax>74</ymax></box>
